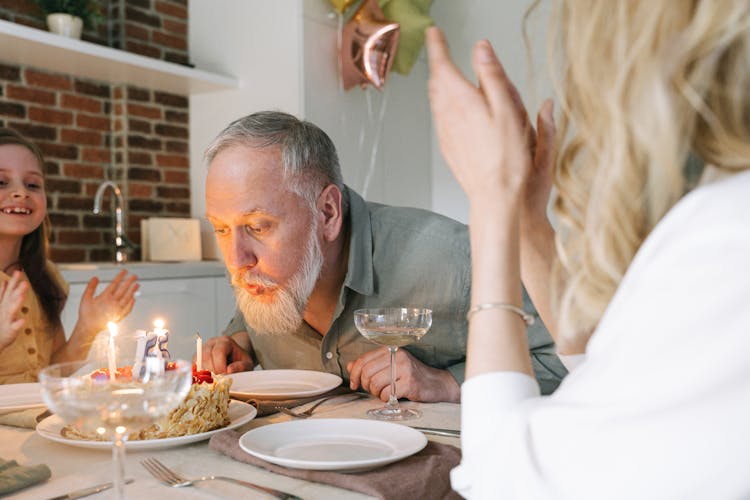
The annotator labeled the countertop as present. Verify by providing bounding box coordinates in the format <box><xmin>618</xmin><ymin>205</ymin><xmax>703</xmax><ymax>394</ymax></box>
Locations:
<box><xmin>58</xmin><ymin>260</ymin><xmax>228</xmax><ymax>282</ymax></box>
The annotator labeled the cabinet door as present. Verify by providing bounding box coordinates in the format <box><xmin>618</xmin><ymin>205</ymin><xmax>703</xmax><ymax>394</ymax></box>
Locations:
<box><xmin>61</xmin><ymin>277</ymin><xmax>217</xmax><ymax>362</ymax></box>
<box><xmin>214</xmin><ymin>275</ymin><xmax>236</xmax><ymax>334</ymax></box>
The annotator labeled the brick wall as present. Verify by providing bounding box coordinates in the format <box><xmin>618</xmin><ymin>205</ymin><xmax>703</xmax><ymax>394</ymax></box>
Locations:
<box><xmin>0</xmin><ymin>1</ymin><xmax>189</xmax><ymax>65</ymax></box>
<box><xmin>0</xmin><ymin>1</ymin><xmax>191</xmax><ymax>262</ymax></box>
<box><xmin>110</xmin><ymin>0</ymin><xmax>189</xmax><ymax>66</ymax></box>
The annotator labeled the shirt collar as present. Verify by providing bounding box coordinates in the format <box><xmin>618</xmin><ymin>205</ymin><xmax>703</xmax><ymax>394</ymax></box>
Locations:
<box><xmin>342</xmin><ymin>185</ymin><xmax>374</xmax><ymax>297</ymax></box>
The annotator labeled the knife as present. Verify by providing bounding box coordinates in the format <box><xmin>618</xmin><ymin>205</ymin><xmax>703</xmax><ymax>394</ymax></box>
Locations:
<box><xmin>412</xmin><ymin>426</ymin><xmax>461</xmax><ymax>438</ymax></box>
<box><xmin>47</xmin><ymin>478</ymin><xmax>134</xmax><ymax>500</ymax></box>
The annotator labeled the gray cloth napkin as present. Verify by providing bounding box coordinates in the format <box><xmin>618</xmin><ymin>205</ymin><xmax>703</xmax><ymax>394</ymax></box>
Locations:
<box><xmin>0</xmin><ymin>458</ymin><xmax>51</xmax><ymax>495</ymax></box>
<box><xmin>232</xmin><ymin>386</ymin><xmax>353</xmax><ymax>417</ymax></box>
<box><xmin>209</xmin><ymin>429</ymin><xmax>462</xmax><ymax>500</ymax></box>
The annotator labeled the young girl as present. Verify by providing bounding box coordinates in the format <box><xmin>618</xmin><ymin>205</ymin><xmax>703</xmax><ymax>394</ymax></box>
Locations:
<box><xmin>0</xmin><ymin>128</ymin><xmax>139</xmax><ymax>384</ymax></box>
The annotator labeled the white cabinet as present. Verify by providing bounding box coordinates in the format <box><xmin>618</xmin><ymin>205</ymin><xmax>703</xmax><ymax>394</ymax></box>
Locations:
<box><xmin>214</xmin><ymin>274</ymin><xmax>237</xmax><ymax>334</ymax></box>
<box><xmin>59</xmin><ymin>262</ymin><xmax>236</xmax><ymax>362</ymax></box>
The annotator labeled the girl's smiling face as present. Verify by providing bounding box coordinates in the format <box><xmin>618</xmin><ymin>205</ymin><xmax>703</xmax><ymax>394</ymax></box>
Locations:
<box><xmin>0</xmin><ymin>144</ymin><xmax>47</xmax><ymax>240</ymax></box>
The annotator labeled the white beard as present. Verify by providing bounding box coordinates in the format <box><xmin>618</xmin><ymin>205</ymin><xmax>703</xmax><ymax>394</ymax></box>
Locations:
<box><xmin>232</xmin><ymin>221</ymin><xmax>323</xmax><ymax>336</ymax></box>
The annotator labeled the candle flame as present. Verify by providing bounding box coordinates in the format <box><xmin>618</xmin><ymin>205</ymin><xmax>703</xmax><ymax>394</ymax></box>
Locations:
<box><xmin>107</xmin><ymin>321</ymin><xmax>118</xmax><ymax>337</ymax></box>
<box><xmin>153</xmin><ymin>318</ymin><xmax>165</xmax><ymax>329</ymax></box>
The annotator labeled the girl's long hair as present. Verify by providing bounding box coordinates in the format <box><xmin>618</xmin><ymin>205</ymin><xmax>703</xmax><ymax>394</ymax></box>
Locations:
<box><xmin>546</xmin><ymin>1</ymin><xmax>750</xmax><ymax>347</ymax></box>
<box><xmin>0</xmin><ymin>128</ymin><xmax>66</xmax><ymax>328</ymax></box>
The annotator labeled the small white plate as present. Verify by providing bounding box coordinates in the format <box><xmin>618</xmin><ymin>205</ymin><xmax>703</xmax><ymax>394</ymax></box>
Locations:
<box><xmin>239</xmin><ymin>418</ymin><xmax>427</xmax><ymax>472</ymax></box>
<box><xmin>0</xmin><ymin>383</ymin><xmax>46</xmax><ymax>415</ymax></box>
<box><xmin>227</xmin><ymin>370</ymin><xmax>342</xmax><ymax>400</ymax></box>
<box><xmin>36</xmin><ymin>400</ymin><xmax>256</xmax><ymax>450</ymax></box>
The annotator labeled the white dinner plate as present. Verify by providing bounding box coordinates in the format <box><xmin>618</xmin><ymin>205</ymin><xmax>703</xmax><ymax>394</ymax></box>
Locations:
<box><xmin>239</xmin><ymin>418</ymin><xmax>428</xmax><ymax>472</ymax></box>
<box><xmin>227</xmin><ymin>369</ymin><xmax>342</xmax><ymax>400</ymax></box>
<box><xmin>0</xmin><ymin>383</ymin><xmax>46</xmax><ymax>415</ymax></box>
<box><xmin>36</xmin><ymin>400</ymin><xmax>256</xmax><ymax>450</ymax></box>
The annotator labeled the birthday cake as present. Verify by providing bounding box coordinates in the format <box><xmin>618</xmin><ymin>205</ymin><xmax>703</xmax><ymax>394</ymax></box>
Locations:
<box><xmin>129</xmin><ymin>366</ymin><xmax>232</xmax><ymax>440</ymax></box>
<box><xmin>60</xmin><ymin>365</ymin><xmax>232</xmax><ymax>441</ymax></box>
<box><xmin>61</xmin><ymin>328</ymin><xmax>232</xmax><ymax>441</ymax></box>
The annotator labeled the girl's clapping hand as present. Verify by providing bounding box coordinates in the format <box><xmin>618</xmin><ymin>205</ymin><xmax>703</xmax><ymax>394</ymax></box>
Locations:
<box><xmin>76</xmin><ymin>269</ymin><xmax>139</xmax><ymax>336</ymax></box>
<box><xmin>0</xmin><ymin>271</ymin><xmax>28</xmax><ymax>350</ymax></box>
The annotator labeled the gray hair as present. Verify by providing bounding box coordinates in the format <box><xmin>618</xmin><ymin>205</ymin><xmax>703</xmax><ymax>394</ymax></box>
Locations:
<box><xmin>204</xmin><ymin>111</ymin><xmax>345</xmax><ymax>210</ymax></box>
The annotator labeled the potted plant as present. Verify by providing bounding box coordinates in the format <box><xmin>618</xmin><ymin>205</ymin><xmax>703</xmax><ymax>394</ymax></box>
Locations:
<box><xmin>32</xmin><ymin>0</ymin><xmax>103</xmax><ymax>39</ymax></box>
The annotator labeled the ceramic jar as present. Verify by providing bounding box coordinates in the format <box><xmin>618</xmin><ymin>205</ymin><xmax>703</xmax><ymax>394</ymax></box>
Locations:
<box><xmin>46</xmin><ymin>13</ymin><xmax>83</xmax><ymax>39</ymax></box>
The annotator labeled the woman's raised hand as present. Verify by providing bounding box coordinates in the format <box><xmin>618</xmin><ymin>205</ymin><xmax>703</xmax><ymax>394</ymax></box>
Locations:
<box><xmin>426</xmin><ymin>26</ymin><xmax>549</xmax><ymax>209</ymax></box>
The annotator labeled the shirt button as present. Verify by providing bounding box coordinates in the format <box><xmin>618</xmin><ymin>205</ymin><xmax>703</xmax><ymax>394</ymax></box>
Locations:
<box><xmin>21</xmin><ymin>306</ymin><xmax>29</xmax><ymax>314</ymax></box>
<box><xmin>24</xmin><ymin>328</ymin><xmax>32</xmax><ymax>335</ymax></box>
<box><xmin>27</xmin><ymin>347</ymin><xmax>36</xmax><ymax>355</ymax></box>
<box><xmin>325</xmin><ymin>352</ymin><xmax>334</xmax><ymax>360</ymax></box>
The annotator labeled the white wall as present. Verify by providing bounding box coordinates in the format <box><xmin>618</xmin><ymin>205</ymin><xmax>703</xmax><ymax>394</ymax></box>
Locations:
<box><xmin>188</xmin><ymin>0</ymin><xmax>548</xmax><ymax>240</ymax></box>
<box><xmin>189</xmin><ymin>0</ymin><xmax>304</xmax><ymax>259</ymax></box>
<box><xmin>302</xmin><ymin>0</ymin><xmax>432</xmax><ymax>209</ymax></box>
<box><xmin>189</xmin><ymin>0</ymin><xmax>433</xmax><ymax>258</ymax></box>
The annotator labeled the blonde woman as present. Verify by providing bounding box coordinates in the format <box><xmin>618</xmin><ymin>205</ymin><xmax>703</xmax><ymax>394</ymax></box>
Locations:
<box><xmin>426</xmin><ymin>1</ymin><xmax>750</xmax><ymax>498</ymax></box>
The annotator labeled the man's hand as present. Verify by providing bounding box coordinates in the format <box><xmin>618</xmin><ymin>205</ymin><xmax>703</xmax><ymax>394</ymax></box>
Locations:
<box><xmin>347</xmin><ymin>348</ymin><xmax>460</xmax><ymax>403</ymax></box>
<box><xmin>201</xmin><ymin>335</ymin><xmax>254</xmax><ymax>374</ymax></box>
<box><xmin>0</xmin><ymin>272</ymin><xmax>28</xmax><ymax>351</ymax></box>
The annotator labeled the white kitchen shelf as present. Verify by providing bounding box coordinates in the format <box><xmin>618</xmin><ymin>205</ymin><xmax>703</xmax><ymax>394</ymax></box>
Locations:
<box><xmin>0</xmin><ymin>19</ymin><xmax>238</xmax><ymax>94</ymax></box>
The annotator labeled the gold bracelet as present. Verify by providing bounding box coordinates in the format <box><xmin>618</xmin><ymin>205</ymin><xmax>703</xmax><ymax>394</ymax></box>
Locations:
<box><xmin>466</xmin><ymin>302</ymin><xmax>535</xmax><ymax>325</ymax></box>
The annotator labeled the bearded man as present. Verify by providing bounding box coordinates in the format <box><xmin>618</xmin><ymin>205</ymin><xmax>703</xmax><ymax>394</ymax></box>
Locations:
<box><xmin>202</xmin><ymin>111</ymin><xmax>565</xmax><ymax>403</ymax></box>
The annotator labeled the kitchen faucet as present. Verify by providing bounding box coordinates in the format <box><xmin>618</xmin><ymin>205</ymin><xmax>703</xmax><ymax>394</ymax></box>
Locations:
<box><xmin>93</xmin><ymin>181</ymin><xmax>134</xmax><ymax>263</ymax></box>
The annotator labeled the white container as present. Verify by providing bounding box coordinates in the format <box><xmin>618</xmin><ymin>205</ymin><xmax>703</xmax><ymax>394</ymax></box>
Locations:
<box><xmin>141</xmin><ymin>218</ymin><xmax>202</xmax><ymax>262</ymax></box>
<box><xmin>46</xmin><ymin>13</ymin><xmax>83</xmax><ymax>39</ymax></box>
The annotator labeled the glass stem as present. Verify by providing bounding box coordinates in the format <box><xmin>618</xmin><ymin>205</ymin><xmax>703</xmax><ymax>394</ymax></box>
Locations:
<box><xmin>112</xmin><ymin>428</ymin><xmax>127</xmax><ymax>499</ymax></box>
<box><xmin>387</xmin><ymin>346</ymin><xmax>399</xmax><ymax>410</ymax></box>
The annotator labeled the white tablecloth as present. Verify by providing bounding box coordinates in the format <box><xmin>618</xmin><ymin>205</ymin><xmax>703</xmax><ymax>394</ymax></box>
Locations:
<box><xmin>2</xmin><ymin>396</ymin><xmax>460</xmax><ymax>499</ymax></box>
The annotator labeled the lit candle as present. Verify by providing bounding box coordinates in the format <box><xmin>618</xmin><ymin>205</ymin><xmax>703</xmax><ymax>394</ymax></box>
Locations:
<box><xmin>132</xmin><ymin>330</ymin><xmax>147</xmax><ymax>377</ymax></box>
<box><xmin>144</xmin><ymin>330</ymin><xmax>157</xmax><ymax>357</ymax></box>
<box><xmin>107</xmin><ymin>321</ymin><xmax>118</xmax><ymax>382</ymax></box>
<box><xmin>195</xmin><ymin>332</ymin><xmax>203</xmax><ymax>371</ymax></box>
<box><xmin>153</xmin><ymin>318</ymin><xmax>165</xmax><ymax>361</ymax></box>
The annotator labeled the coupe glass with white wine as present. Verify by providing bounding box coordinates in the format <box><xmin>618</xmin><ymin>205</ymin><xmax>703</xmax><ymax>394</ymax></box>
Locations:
<box><xmin>354</xmin><ymin>307</ymin><xmax>432</xmax><ymax>420</ymax></box>
<box><xmin>39</xmin><ymin>355</ymin><xmax>192</xmax><ymax>499</ymax></box>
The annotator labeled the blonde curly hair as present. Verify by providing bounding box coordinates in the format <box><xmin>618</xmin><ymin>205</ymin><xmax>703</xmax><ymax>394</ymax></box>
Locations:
<box><xmin>546</xmin><ymin>1</ymin><xmax>750</xmax><ymax>349</ymax></box>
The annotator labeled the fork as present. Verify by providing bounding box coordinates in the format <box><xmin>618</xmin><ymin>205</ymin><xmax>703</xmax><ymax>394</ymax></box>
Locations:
<box><xmin>276</xmin><ymin>392</ymin><xmax>365</xmax><ymax>419</ymax></box>
<box><xmin>140</xmin><ymin>457</ymin><xmax>301</xmax><ymax>499</ymax></box>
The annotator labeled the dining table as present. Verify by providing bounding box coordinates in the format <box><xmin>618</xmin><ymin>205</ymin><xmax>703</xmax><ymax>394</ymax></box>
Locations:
<box><xmin>1</xmin><ymin>395</ymin><xmax>461</xmax><ymax>499</ymax></box>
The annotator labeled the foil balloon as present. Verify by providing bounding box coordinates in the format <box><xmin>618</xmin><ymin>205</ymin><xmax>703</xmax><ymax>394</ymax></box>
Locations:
<box><xmin>380</xmin><ymin>0</ymin><xmax>434</xmax><ymax>75</ymax></box>
<box><xmin>341</xmin><ymin>0</ymin><xmax>400</xmax><ymax>90</ymax></box>
<box><xmin>329</xmin><ymin>0</ymin><xmax>357</xmax><ymax>14</ymax></box>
